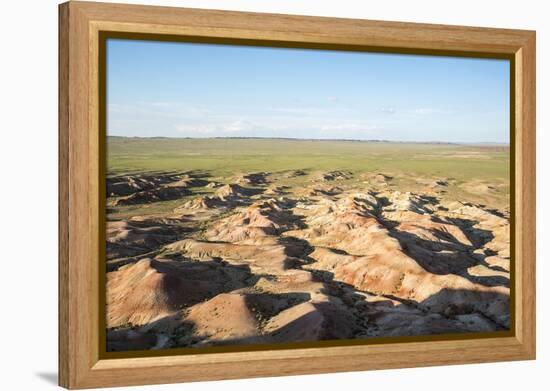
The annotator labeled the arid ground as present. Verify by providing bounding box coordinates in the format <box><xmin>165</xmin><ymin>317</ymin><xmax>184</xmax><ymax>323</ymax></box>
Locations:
<box><xmin>105</xmin><ymin>137</ymin><xmax>510</xmax><ymax>352</ymax></box>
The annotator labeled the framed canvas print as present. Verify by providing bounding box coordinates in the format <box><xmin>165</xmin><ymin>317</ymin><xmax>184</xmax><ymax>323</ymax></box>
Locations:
<box><xmin>59</xmin><ymin>1</ymin><xmax>536</xmax><ymax>389</ymax></box>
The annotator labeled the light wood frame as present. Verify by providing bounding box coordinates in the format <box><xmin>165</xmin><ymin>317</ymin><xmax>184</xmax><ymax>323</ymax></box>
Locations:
<box><xmin>59</xmin><ymin>1</ymin><xmax>536</xmax><ymax>389</ymax></box>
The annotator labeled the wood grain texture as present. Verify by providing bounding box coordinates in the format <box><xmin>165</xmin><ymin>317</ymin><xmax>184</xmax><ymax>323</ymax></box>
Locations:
<box><xmin>516</xmin><ymin>34</ymin><xmax>536</xmax><ymax>353</ymax></box>
<box><xmin>76</xmin><ymin>1</ymin><xmax>531</xmax><ymax>53</ymax></box>
<box><xmin>58</xmin><ymin>3</ymin><xmax>70</xmax><ymax>387</ymax></box>
<box><xmin>58</xmin><ymin>1</ymin><xmax>536</xmax><ymax>388</ymax></box>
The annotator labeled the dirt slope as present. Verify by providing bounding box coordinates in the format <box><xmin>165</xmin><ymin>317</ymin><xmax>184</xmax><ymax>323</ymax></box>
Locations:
<box><xmin>106</xmin><ymin>169</ymin><xmax>510</xmax><ymax>351</ymax></box>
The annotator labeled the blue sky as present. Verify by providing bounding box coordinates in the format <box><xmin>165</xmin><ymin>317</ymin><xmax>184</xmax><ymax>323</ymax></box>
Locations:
<box><xmin>107</xmin><ymin>39</ymin><xmax>510</xmax><ymax>143</ymax></box>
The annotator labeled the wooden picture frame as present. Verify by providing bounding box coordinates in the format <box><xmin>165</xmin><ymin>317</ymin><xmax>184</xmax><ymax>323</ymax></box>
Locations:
<box><xmin>59</xmin><ymin>1</ymin><xmax>536</xmax><ymax>389</ymax></box>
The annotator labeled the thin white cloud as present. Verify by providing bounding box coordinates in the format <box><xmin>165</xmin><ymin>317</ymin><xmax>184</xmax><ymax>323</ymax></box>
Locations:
<box><xmin>412</xmin><ymin>108</ymin><xmax>436</xmax><ymax>115</ymax></box>
<box><xmin>149</xmin><ymin>101</ymin><xmax>173</xmax><ymax>107</ymax></box>
<box><xmin>176</xmin><ymin>119</ymin><xmax>261</xmax><ymax>135</ymax></box>
<box><xmin>267</xmin><ymin>106</ymin><xmax>351</xmax><ymax>116</ymax></box>
<box><xmin>320</xmin><ymin>123</ymin><xmax>378</xmax><ymax>132</ymax></box>
<box><xmin>174</xmin><ymin>118</ymin><xmax>380</xmax><ymax>138</ymax></box>
<box><xmin>175</xmin><ymin>124</ymin><xmax>217</xmax><ymax>135</ymax></box>
<box><xmin>379</xmin><ymin>107</ymin><xmax>397</xmax><ymax>114</ymax></box>
<box><xmin>221</xmin><ymin>120</ymin><xmax>255</xmax><ymax>133</ymax></box>
<box><xmin>111</xmin><ymin>101</ymin><xmax>386</xmax><ymax>139</ymax></box>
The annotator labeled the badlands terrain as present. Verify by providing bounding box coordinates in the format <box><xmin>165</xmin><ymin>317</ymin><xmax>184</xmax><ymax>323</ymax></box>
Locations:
<box><xmin>105</xmin><ymin>137</ymin><xmax>510</xmax><ymax>352</ymax></box>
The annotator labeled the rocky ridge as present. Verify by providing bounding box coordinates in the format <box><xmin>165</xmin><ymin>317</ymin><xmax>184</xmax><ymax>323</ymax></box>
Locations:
<box><xmin>105</xmin><ymin>170</ymin><xmax>510</xmax><ymax>351</ymax></box>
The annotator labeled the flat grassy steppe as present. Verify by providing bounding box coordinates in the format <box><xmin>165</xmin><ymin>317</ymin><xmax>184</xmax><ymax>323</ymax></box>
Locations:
<box><xmin>107</xmin><ymin>137</ymin><xmax>509</xmax><ymax>180</ymax></box>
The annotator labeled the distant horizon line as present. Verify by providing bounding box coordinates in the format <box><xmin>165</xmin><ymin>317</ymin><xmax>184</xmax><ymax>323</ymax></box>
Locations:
<box><xmin>107</xmin><ymin>135</ymin><xmax>510</xmax><ymax>146</ymax></box>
